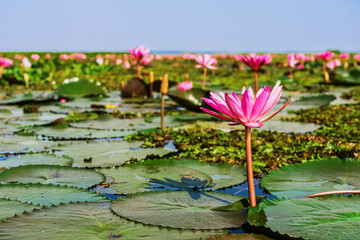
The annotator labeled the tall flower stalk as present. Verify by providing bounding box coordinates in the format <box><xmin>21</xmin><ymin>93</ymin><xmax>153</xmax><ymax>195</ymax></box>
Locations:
<box><xmin>201</xmin><ymin>81</ymin><xmax>290</xmax><ymax>207</ymax></box>
<box><xmin>195</xmin><ymin>54</ymin><xmax>217</xmax><ymax>90</ymax></box>
<box><xmin>160</xmin><ymin>74</ymin><xmax>168</xmax><ymax>129</ymax></box>
<box><xmin>315</xmin><ymin>51</ymin><xmax>335</xmax><ymax>83</ymax></box>
<box><xmin>0</xmin><ymin>58</ymin><xmax>13</xmax><ymax>79</ymax></box>
<box><xmin>239</xmin><ymin>54</ymin><xmax>272</xmax><ymax>93</ymax></box>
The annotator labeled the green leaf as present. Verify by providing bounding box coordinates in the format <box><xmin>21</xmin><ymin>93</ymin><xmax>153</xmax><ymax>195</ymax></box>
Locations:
<box><xmin>0</xmin><ymin>165</ymin><xmax>105</xmax><ymax>189</ymax></box>
<box><xmin>247</xmin><ymin>195</ymin><xmax>360</xmax><ymax>240</ymax></box>
<box><xmin>111</xmin><ymin>191</ymin><xmax>247</xmax><ymax>230</ymax></box>
<box><xmin>0</xmin><ymin>198</ymin><xmax>38</xmax><ymax>222</ymax></box>
<box><xmin>55</xmin><ymin>140</ymin><xmax>174</xmax><ymax>168</ymax></box>
<box><xmin>0</xmin><ymin>135</ymin><xmax>54</xmax><ymax>155</ymax></box>
<box><xmin>202</xmin><ymin>233</ymin><xmax>274</xmax><ymax>240</ymax></box>
<box><xmin>0</xmin><ymin>153</ymin><xmax>71</xmax><ymax>169</ymax></box>
<box><xmin>56</xmin><ymin>78</ymin><xmax>106</xmax><ymax>97</ymax></box>
<box><xmin>167</xmin><ymin>88</ymin><xmax>210</xmax><ymax>112</ymax></box>
<box><xmin>284</xmin><ymin>94</ymin><xmax>336</xmax><ymax>112</ymax></box>
<box><xmin>0</xmin><ymin>202</ymin><xmax>226</xmax><ymax>239</ymax></box>
<box><xmin>0</xmin><ymin>183</ymin><xmax>105</xmax><ymax>206</ymax></box>
<box><xmin>261</xmin><ymin>158</ymin><xmax>360</xmax><ymax>198</ymax></box>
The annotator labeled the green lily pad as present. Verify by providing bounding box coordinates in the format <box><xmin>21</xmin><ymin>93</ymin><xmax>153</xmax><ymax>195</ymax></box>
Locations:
<box><xmin>0</xmin><ymin>92</ymin><xmax>57</xmax><ymax>105</ymax></box>
<box><xmin>111</xmin><ymin>191</ymin><xmax>247</xmax><ymax>230</ymax></box>
<box><xmin>0</xmin><ymin>165</ymin><xmax>105</xmax><ymax>188</ymax></box>
<box><xmin>203</xmin><ymin>233</ymin><xmax>274</xmax><ymax>240</ymax></box>
<box><xmin>0</xmin><ymin>202</ymin><xmax>226</xmax><ymax>239</ymax></box>
<box><xmin>330</xmin><ymin>68</ymin><xmax>360</xmax><ymax>85</ymax></box>
<box><xmin>0</xmin><ymin>183</ymin><xmax>105</xmax><ymax>206</ymax></box>
<box><xmin>98</xmin><ymin>163</ymin><xmax>211</xmax><ymax>194</ymax></box>
<box><xmin>54</xmin><ymin>140</ymin><xmax>174</xmax><ymax>168</ymax></box>
<box><xmin>0</xmin><ymin>153</ymin><xmax>71</xmax><ymax>169</ymax></box>
<box><xmin>248</xmin><ymin>195</ymin><xmax>360</xmax><ymax>240</ymax></box>
<box><xmin>261</xmin><ymin>158</ymin><xmax>360</xmax><ymax>198</ymax></box>
<box><xmin>167</xmin><ymin>88</ymin><xmax>210</xmax><ymax>112</ymax></box>
<box><xmin>284</xmin><ymin>94</ymin><xmax>336</xmax><ymax>112</ymax></box>
<box><xmin>0</xmin><ymin>198</ymin><xmax>38</xmax><ymax>222</ymax></box>
<box><xmin>35</xmin><ymin>125</ymin><xmax>136</xmax><ymax>140</ymax></box>
<box><xmin>56</xmin><ymin>78</ymin><xmax>106</xmax><ymax>98</ymax></box>
<box><xmin>0</xmin><ymin>135</ymin><xmax>54</xmax><ymax>155</ymax></box>
<box><xmin>145</xmin><ymin>114</ymin><xmax>214</xmax><ymax>128</ymax></box>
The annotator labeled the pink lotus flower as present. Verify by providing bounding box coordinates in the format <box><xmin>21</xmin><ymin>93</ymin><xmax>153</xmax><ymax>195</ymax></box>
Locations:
<box><xmin>183</xmin><ymin>53</ymin><xmax>197</xmax><ymax>60</ymax></box>
<box><xmin>326</xmin><ymin>59</ymin><xmax>341</xmax><ymax>70</ymax></box>
<box><xmin>124</xmin><ymin>60</ymin><xmax>131</xmax><ymax>69</ymax></box>
<box><xmin>239</xmin><ymin>53</ymin><xmax>272</xmax><ymax>70</ymax></box>
<box><xmin>69</xmin><ymin>53</ymin><xmax>87</xmax><ymax>60</ymax></box>
<box><xmin>0</xmin><ymin>58</ymin><xmax>13</xmax><ymax>68</ymax></box>
<box><xmin>96</xmin><ymin>57</ymin><xmax>104</xmax><ymax>65</ymax></box>
<box><xmin>31</xmin><ymin>54</ymin><xmax>40</xmax><ymax>61</ymax></box>
<box><xmin>288</xmin><ymin>54</ymin><xmax>299</xmax><ymax>68</ymax></box>
<box><xmin>201</xmin><ymin>81</ymin><xmax>290</xmax><ymax>128</ymax></box>
<box><xmin>297</xmin><ymin>63</ymin><xmax>304</xmax><ymax>70</ymax></box>
<box><xmin>128</xmin><ymin>46</ymin><xmax>151</xmax><ymax>61</ymax></box>
<box><xmin>59</xmin><ymin>54</ymin><xmax>69</xmax><ymax>60</ymax></box>
<box><xmin>340</xmin><ymin>53</ymin><xmax>349</xmax><ymax>59</ymax></box>
<box><xmin>140</xmin><ymin>55</ymin><xmax>154</xmax><ymax>66</ymax></box>
<box><xmin>177</xmin><ymin>81</ymin><xmax>193</xmax><ymax>91</ymax></box>
<box><xmin>45</xmin><ymin>53</ymin><xmax>51</xmax><ymax>59</ymax></box>
<box><xmin>354</xmin><ymin>54</ymin><xmax>360</xmax><ymax>61</ymax></box>
<box><xmin>115</xmin><ymin>59</ymin><xmax>123</xmax><ymax>65</ymax></box>
<box><xmin>22</xmin><ymin>57</ymin><xmax>32</xmax><ymax>68</ymax></box>
<box><xmin>195</xmin><ymin>54</ymin><xmax>217</xmax><ymax>69</ymax></box>
<box><xmin>315</xmin><ymin>51</ymin><xmax>335</xmax><ymax>61</ymax></box>
<box><xmin>156</xmin><ymin>55</ymin><xmax>162</xmax><ymax>60</ymax></box>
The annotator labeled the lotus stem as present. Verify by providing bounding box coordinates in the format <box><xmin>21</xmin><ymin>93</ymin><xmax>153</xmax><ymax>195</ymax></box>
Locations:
<box><xmin>245</xmin><ymin>127</ymin><xmax>256</xmax><ymax>207</ymax></box>
<box><xmin>289</xmin><ymin>68</ymin><xmax>293</xmax><ymax>78</ymax></box>
<box><xmin>0</xmin><ymin>67</ymin><xmax>3</xmax><ymax>79</ymax></box>
<box><xmin>149</xmin><ymin>71</ymin><xmax>154</xmax><ymax>98</ymax></box>
<box><xmin>322</xmin><ymin>61</ymin><xmax>329</xmax><ymax>83</ymax></box>
<box><xmin>202</xmin><ymin>68</ymin><xmax>207</xmax><ymax>90</ymax></box>
<box><xmin>304</xmin><ymin>190</ymin><xmax>360</xmax><ymax>198</ymax></box>
<box><xmin>254</xmin><ymin>70</ymin><xmax>258</xmax><ymax>93</ymax></box>
<box><xmin>161</xmin><ymin>94</ymin><xmax>165</xmax><ymax>129</ymax></box>
<box><xmin>137</xmin><ymin>63</ymin><xmax>142</xmax><ymax>78</ymax></box>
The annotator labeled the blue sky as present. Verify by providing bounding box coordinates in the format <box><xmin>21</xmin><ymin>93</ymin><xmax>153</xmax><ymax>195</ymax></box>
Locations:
<box><xmin>0</xmin><ymin>0</ymin><xmax>359</xmax><ymax>52</ymax></box>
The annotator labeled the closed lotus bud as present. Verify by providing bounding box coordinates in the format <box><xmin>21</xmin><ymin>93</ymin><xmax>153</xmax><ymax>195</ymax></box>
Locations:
<box><xmin>161</xmin><ymin>74</ymin><xmax>168</xmax><ymax>94</ymax></box>
<box><xmin>120</xmin><ymin>81</ymin><xmax>125</xmax><ymax>90</ymax></box>
<box><xmin>149</xmin><ymin>71</ymin><xmax>154</xmax><ymax>83</ymax></box>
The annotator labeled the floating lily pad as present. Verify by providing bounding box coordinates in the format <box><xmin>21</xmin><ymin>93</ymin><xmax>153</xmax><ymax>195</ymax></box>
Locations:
<box><xmin>8</xmin><ymin>113</ymin><xmax>66</xmax><ymax>128</ymax></box>
<box><xmin>56</xmin><ymin>79</ymin><xmax>106</xmax><ymax>98</ymax></box>
<box><xmin>111</xmin><ymin>191</ymin><xmax>247</xmax><ymax>230</ymax></box>
<box><xmin>284</xmin><ymin>94</ymin><xmax>336</xmax><ymax>112</ymax></box>
<box><xmin>0</xmin><ymin>122</ymin><xmax>20</xmax><ymax>134</ymax></box>
<box><xmin>261</xmin><ymin>158</ymin><xmax>360</xmax><ymax>198</ymax></box>
<box><xmin>0</xmin><ymin>165</ymin><xmax>105</xmax><ymax>188</ymax></box>
<box><xmin>98</xmin><ymin>163</ymin><xmax>211</xmax><ymax>194</ymax></box>
<box><xmin>145</xmin><ymin>114</ymin><xmax>214</xmax><ymax>128</ymax></box>
<box><xmin>35</xmin><ymin>124</ymin><xmax>136</xmax><ymax>140</ymax></box>
<box><xmin>167</xmin><ymin>88</ymin><xmax>210</xmax><ymax>112</ymax></box>
<box><xmin>203</xmin><ymin>233</ymin><xmax>274</xmax><ymax>240</ymax></box>
<box><xmin>0</xmin><ymin>153</ymin><xmax>71</xmax><ymax>169</ymax></box>
<box><xmin>248</xmin><ymin>195</ymin><xmax>360</xmax><ymax>240</ymax></box>
<box><xmin>0</xmin><ymin>202</ymin><xmax>225</xmax><ymax>239</ymax></box>
<box><xmin>0</xmin><ymin>92</ymin><xmax>57</xmax><ymax>105</ymax></box>
<box><xmin>55</xmin><ymin>141</ymin><xmax>174</xmax><ymax>168</ymax></box>
<box><xmin>330</xmin><ymin>68</ymin><xmax>360</xmax><ymax>85</ymax></box>
<box><xmin>137</xmin><ymin>159</ymin><xmax>247</xmax><ymax>190</ymax></box>
<box><xmin>0</xmin><ymin>136</ymin><xmax>54</xmax><ymax>155</ymax></box>
<box><xmin>0</xmin><ymin>198</ymin><xmax>38</xmax><ymax>223</ymax></box>
<box><xmin>0</xmin><ymin>183</ymin><xmax>105</xmax><ymax>206</ymax></box>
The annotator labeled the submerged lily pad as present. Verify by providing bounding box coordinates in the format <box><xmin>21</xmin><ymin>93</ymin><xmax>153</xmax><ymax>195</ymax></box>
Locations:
<box><xmin>56</xmin><ymin>78</ymin><xmax>106</xmax><ymax>98</ymax></box>
<box><xmin>167</xmin><ymin>88</ymin><xmax>210</xmax><ymax>112</ymax></box>
<box><xmin>0</xmin><ymin>183</ymin><xmax>105</xmax><ymax>206</ymax></box>
<box><xmin>0</xmin><ymin>153</ymin><xmax>71</xmax><ymax>169</ymax></box>
<box><xmin>0</xmin><ymin>202</ymin><xmax>225</xmax><ymax>239</ymax></box>
<box><xmin>111</xmin><ymin>191</ymin><xmax>247</xmax><ymax>230</ymax></box>
<box><xmin>248</xmin><ymin>195</ymin><xmax>360</xmax><ymax>240</ymax></box>
<box><xmin>55</xmin><ymin>140</ymin><xmax>174</xmax><ymax>168</ymax></box>
<box><xmin>0</xmin><ymin>165</ymin><xmax>105</xmax><ymax>188</ymax></box>
<box><xmin>0</xmin><ymin>198</ymin><xmax>38</xmax><ymax>223</ymax></box>
<box><xmin>261</xmin><ymin>158</ymin><xmax>360</xmax><ymax>198</ymax></box>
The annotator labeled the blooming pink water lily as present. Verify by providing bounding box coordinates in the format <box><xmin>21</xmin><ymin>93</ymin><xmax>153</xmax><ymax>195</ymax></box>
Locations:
<box><xmin>315</xmin><ymin>51</ymin><xmax>335</xmax><ymax>61</ymax></box>
<box><xmin>69</xmin><ymin>53</ymin><xmax>87</xmax><ymax>60</ymax></box>
<box><xmin>195</xmin><ymin>54</ymin><xmax>217</xmax><ymax>69</ymax></box>
<box><xmin>96</xmin><ymin>57</ymin><xmax>104</xmax><ymax>65</ymax></box>
<box><xmin>31</xmin><ymin>54</ymin><xmax>40</xmax><ymax>61</ymax></box>
<box><xmin>45</xmin><ymin>53</ymin><xmax>51</xmax><ymax>59</ymax></box>
<box><xmin>59</xmin><ymin>54</ymin><xmax>69</xmax><ymax>60</ymax></box>
<box><xmin>115</xmin><ymin>59</ymin><xmax>123</xmax><ymax>65</ymax></box>
<box><xmin>183</xmin><ymin>53</ymin><xmax>197</xmax><ymax>60</ymax></box>
<box><xmin>239</xmin><ymin>53</ymin><xmax>272</xmax><ymax>70</ymax></box>
<box><xmin>201</xmin><ymin>81</ymin><xmax>290</xmax><ymax>128</ymax></box>
<box><xmin>22</xmin><ymin>57</ymin><xmax>32</xmax><ymax>68</ymax></box>
<box><xmin>326</xmin><ymin>59</ymin><xmax>341</xmax><ymax>70</ymax></box>
<box><xmin>340</xmin><ymin>53</ymin><xmax>349</xmax><ymax>59</ymax></box>
<box><xmin>288</xmin><ymin>54</ymin><xmax>299</xmax><ymax>68</ymax></box>
<box><xmin>128</xmin><ymin>46</ymin><xmax>151</xmax><ymax>61</ymax></box>
<box><xmin>354</xmin><ymin>54</ymin><xmax>360</xmax><ymax>61</ymax></box>
<box><xmin>140</xmin><ymin>54</ymin><xmax>154</xmax><ymax>66</ymax></box>
<box><xmin>0</xmin><ymin>58</ymin><xmax>13</xmax><ymax>68</ymax></box>
<box><xmin>177</xmin><ymin>81</ymin><xmax>193</xmax><ymax>91</ymax></box>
